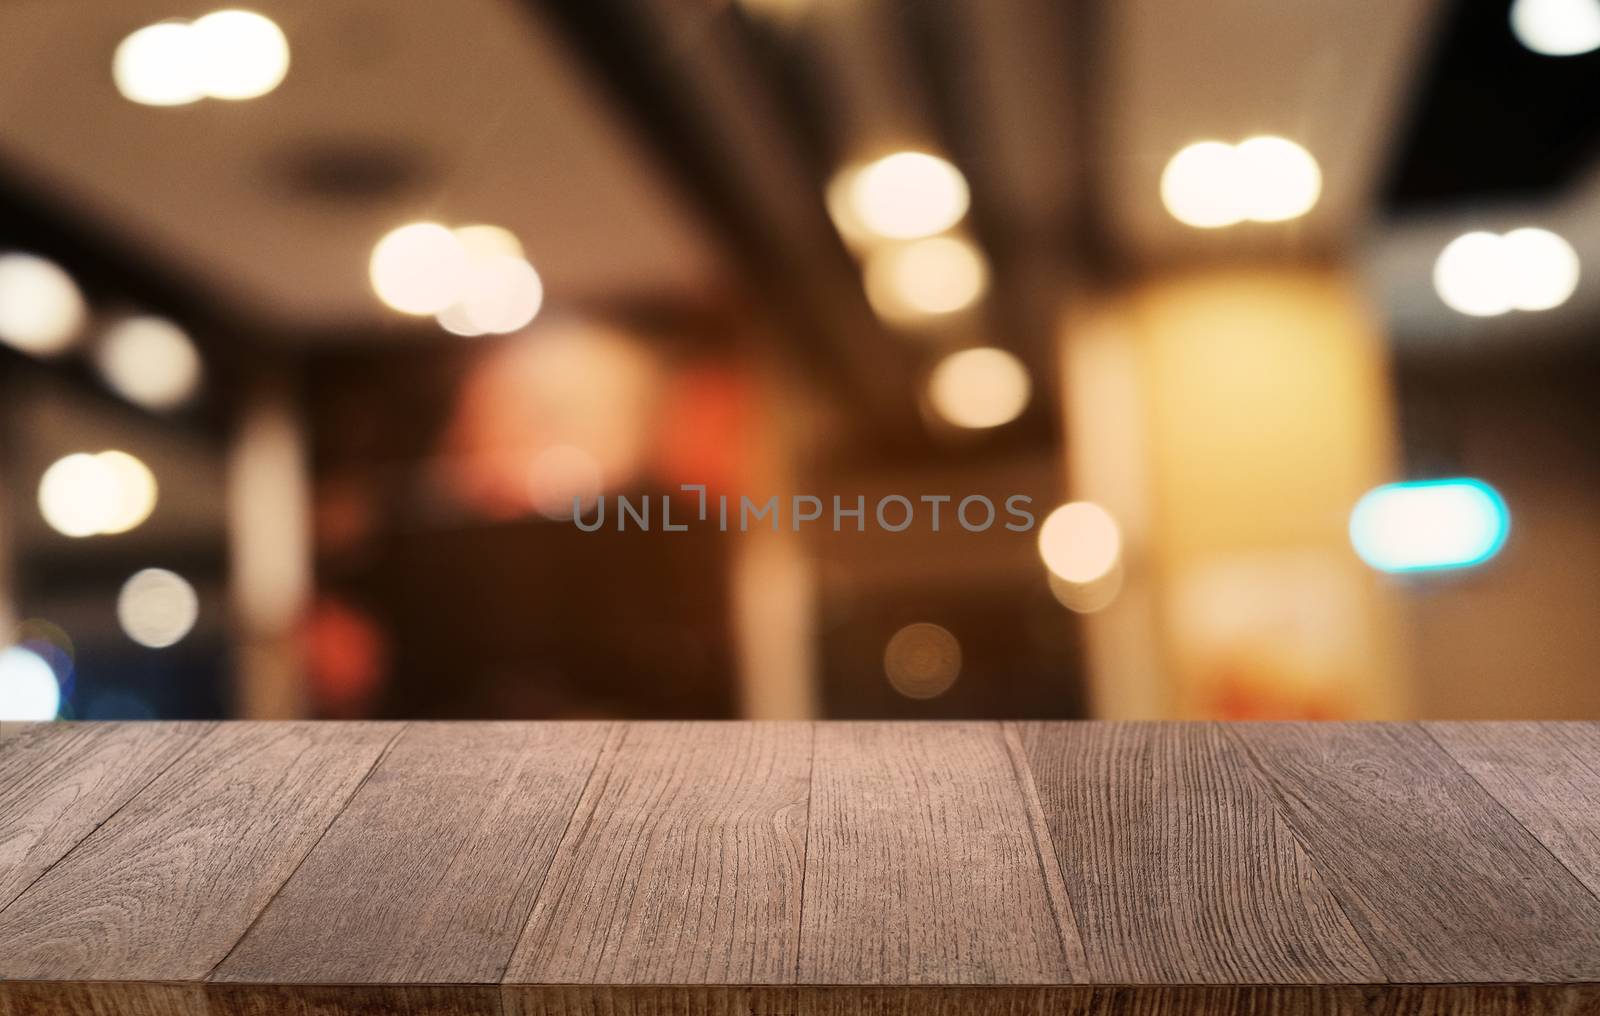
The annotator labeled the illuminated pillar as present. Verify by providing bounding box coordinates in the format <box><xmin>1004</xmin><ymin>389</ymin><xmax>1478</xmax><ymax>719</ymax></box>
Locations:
<box><xmin>1063</xmin><ymin>268</ymin><xmax>1409</xmax><ymax>719</ymax></box>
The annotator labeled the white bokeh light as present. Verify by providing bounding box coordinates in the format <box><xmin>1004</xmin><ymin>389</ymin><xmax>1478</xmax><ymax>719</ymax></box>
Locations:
<box><xmin>190</xmin><ymin>10</ymin><xmax>290</xmax><ymax>100</ymax></box>
<box><xmin>1038</xmin><ymin>502</ymin><xmax>1123</xmax><ymax>585</ymax></box>
<box><xmin>38</xmin><ymin>451</ymin><xmax>158</xmax><ymax>538</ymax></box>
<box><xmin>0</xmin><ymin>647</ymin><xmax>61</xmax><ymax>721</ymax></box>
<box><xmin>1434</xmin><ymin>228</ymin><xmax>1580</xmax><ymax>317</ymax></box>
<box><xmin>0</xmin><ymin>253</ymin><xmax>87</xmax><ymax>356</ymax></box>
<box><xmin>928</xmin><ymin>347</ymin><xmax>1031</xmax><ymax>429</ymax></box>
<box><xmin>1501</xmin><ymin>227</ymin><xmax>1580</xmax><ymax>311</ymax></box>
<box><xmin>840</xmin><ymin>152</ymin><xmax>970</xmax><ymax>242</ymax></box>
<box><xmin>1161</xmin><ymin>137</ymin><xmax>1321</xmax><ymax>228</ymax></box>
<box><xmin>113</xmin><ymin>21</ymin><xmax>205</xmax><ymax>106</ymax></box>
<box><xmin>117</xmin><ymin>569</ymin><xmax>200</xmax><ymax>649</ymax></box>
<box><xmin>1511</xmin><ymin>0</ymin><xmax>1600</xmax><ymax>55</ymax></box>
<box><xmin>1233</xmin><ymin>136</ymin><xmax>1322</xmax><ymax>222</ymax></box>
<box><xmin>370</xmin><ymin>223</ymin><xmax>469</xmax><ymax>315</ymax></box>
<box><xmin>96</xmin><ymin>316</ymin><xmax>203</xmax><ymax>410</ymax></box>
<box><xmin>1160</xmin><ymin>141</ymin><xmax>1245</xmax><ymax>228</ymax></box>
<box><xmin>864</xmin><ymin>236</ymin><xmax>988</xmax><ymax>321</ymax></box>
<box><xmin>114</xmin><ymin>11</ymin><xmax>289</xmax><ymax>106</ymax></box>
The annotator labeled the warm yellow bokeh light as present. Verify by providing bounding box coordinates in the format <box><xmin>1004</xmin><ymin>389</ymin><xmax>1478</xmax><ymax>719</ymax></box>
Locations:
<box><xmin>117</xmin><ymin>568</ymin><xmax>199</xmax><ymax>649</ymax></box>
<box><xmin>0</xmin><ymin>253</ymin><xmax>87</xmax><ymax>356</ymax></box>
<box><xmin>96</xmin><ymin>316</ymin><xmax>203</xmax><ymax>411</ymax></box>
<box><xmin>370</xmin><ymin>222</ymin><xmax>469</xmax><ymax>315</ymax></box>
<box><xmin>1161</xmin><ymin>137</ymin><xmax>1320</xmax><ymax>228</ymax></box>
<box><xmin>1038</xmin><ymin>501</ymin><xmax>1122</xmax><ymax>584</ymax></box>
<box><xmin>928</xmin><ymin>347</ymin><xmax>1031</xmax><ymax>429</ymax></box>
<box><xmin>38</xmin><ymin>451</ymin><xmax>158</xmax><ymax>538</ymax></box>
<box><xmin>864</xmin><ymin>236</ymin><xmax>988</xmax><ymax>321</ymax></box>
<box><xmin>883</xmin><ymin>622</ymin><xmax>961</xmax><ymax>699</ymax></box>
<box><xmin>840</xmin><ymin>151</ymin><xmax>969</xmax><ymax>242</ymax></box>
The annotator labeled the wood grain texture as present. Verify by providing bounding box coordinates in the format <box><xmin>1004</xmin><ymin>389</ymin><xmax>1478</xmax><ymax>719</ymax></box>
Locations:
<box><xmin>505</xmin><ymin>721</ymin><xmax>811</xmax><ymax>984</ymax></box>
<box><xmin>1009</xmin><ymin>722</ymin><xmax>1380</xmax><ymax>984</ymax></box>
<box><xmin>0</xmin><ymin>722</ymin><xmax>210</xmax><ymax>912</ymax></box>
<box><xmin>1426</xmin><ymin>721</ymin><xmax>1600</xmax><ymax>902</ymax></box>
<box><xmin>0</xmin><ymin>722</ymin><xmax>400</xmax><ymax>980</ymax></box>
<box><xmin>215</xmin><ymin>722</ymin><xmax>612</xmax><ymax>985</ymax></box>
<box><xmin>1227</xmin><ymin>722</ymin><xmax>1600</xmax><ymax>982</ymax></box>
<box><xmin>797</xmin><ymin>722</ymin><xmax>1081</xmax><ymax>985</ymax></box>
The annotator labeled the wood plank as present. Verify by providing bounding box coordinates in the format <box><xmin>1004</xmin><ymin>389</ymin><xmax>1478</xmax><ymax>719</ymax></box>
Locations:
<box><xmin>0</xmin><ymin>721</ymin><xmax>400</xmax><ymax>981</ymax></box>
<box><xmin>208</xmin><ymin>983</ymin><xmax>502</xmax><ymax>1016</ymax></box>
<box><xmin>214</xmin><ymin>721</ymin><xmax>612</xmax><ymax>985</ymax></box>
<box><xmin>797</xmin><ymin>722</ymin><xmax>1081</xmax><ymax>985</ymax></box>
<box><xmin>1426</xmin><ymin>721</ymin><xmax>1600</xmax><ymax>902</ymax></box>
<box><xmin>0</xmin><ymin>722</ymin><xmax>211</xmax><ymax>913</ymax></box>
<box><xmin>1008</xmin><ymin>721</ymin><xmax>1380</xmax><ymax>983</ymax></box>
<box><xmin>1227</xmin><ymin>722</ymin><xmax>1600</xmax><ymax>982</ymax></box>
<box><xmin>504</xmin><ymin>721</ymin><xmax>810</xmax><ymax>984</ymax></box>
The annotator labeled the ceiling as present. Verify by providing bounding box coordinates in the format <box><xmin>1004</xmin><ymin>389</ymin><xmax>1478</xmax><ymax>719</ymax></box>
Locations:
<box><xmin>0</xmin><ymin>0</ymin><xmax>722</xmax><ymax>335</ymax></box>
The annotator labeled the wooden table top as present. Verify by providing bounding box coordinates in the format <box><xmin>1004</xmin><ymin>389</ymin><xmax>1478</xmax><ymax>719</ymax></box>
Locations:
<box><xmin>2</xmin><ymin>721</ymin><xmax>1599</xmax><ymax>1015</ymax></box>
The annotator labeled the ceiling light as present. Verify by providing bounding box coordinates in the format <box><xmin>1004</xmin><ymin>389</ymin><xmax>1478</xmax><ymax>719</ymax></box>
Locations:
<box><xmin>0</xmin><ymin>253</ymin><xmax>87</xmax><ymax>356</ymax></box>
<box><xmin>370</xmin><ymin>223</ymin><xmax>469</xmax><ymax>315</ymax></box>
<box><xmin>839</xmin><ymin>152</ymin><xmax>969</xmax><ymax>242</ymax></box>
<box><xmin>1433</xmin><ymin>228</ymin><xmax>1579</xmax><ymax>317</ymax></box>
<box><xmin>95</xmin><ymin>316</ymin><xmax>203</xmax><ymax>410</ymax></box>
<box><xmin>864</xmin><ymin>236</ymin><xmax>988</xmax><ymax>321</ymax></box>
<box><xmin>1161</xmin><ymin>137</ymin><xmax>1321</xmax><ymax>228</ymax></box>
<box><xmin>117</xmin><ymin>569</ymin><xmax>200</xmax><ymax>648</ymax></box>
<box><xmin>928</xmin><ymin>347</ymin><xmax>1031</xmax><ymax>429</ymax></box>
<box><xmin>0</xmin><ymin>647</ymin><xmax>60</xmax><ymax>721</ymax></box>
<box><xmin>190</xmin><ymin>10</ymin><xmax>290</xmax><ymax>100</ymax></box>
<box><xmin>38</xmin><ymin>451</ymin><xmax>158</xmax><ymax>538</ymax></box>
<box><xmin>1511</xmin><ymin>0</ymin><xmax>1600</xmax><ymax>55</ymax></box>
<box><xmin>436</xmin><ymin>226</ymin><xmax>543</xmax><ymax>336</ymax></box>
<box><xmin>113</xmin><ymin>22</ymin><xmax>205</xmax><ymax>106</ymax></box>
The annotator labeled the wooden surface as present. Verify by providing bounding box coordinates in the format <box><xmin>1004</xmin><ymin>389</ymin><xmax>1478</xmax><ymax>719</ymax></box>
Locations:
<box><xmin>2</xmin><ymin>721</ymin><xmax>1600</xmax><ymax>1016</ymax></box>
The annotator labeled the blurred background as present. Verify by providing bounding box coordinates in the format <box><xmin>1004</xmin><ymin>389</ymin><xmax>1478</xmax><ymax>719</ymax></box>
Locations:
<box><xmin>0</xmin><ymin>0</ymin><xmax>1597</xmax><ymax>726</ymax></box>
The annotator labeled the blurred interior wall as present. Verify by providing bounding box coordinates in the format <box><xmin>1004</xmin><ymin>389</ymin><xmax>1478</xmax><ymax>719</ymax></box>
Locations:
<box><xmin>1063</xmin><ymin>267</ymin><xmax>1410</xmax><ymax>719</ymax></box>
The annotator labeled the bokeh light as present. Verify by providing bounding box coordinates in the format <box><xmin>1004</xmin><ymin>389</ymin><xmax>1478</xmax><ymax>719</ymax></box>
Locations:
<box><xmin>113</xmin><ymin>21</ymin><xmax>205</xmax><ymax>106</ymax></box>
<box><xmin>883</xmin><ymin>622</ymin><xmax>961</xmax><ymax>699</ymax></box>
<box><xmin>1232</xmin><ymin>136</ymin><xmax>1322</xmax><ymax>222</ymax></box>
<box><xmin>528</xmin><ymin>444</ymin><xmax>604</xmax><ymax>519</ymax></box>
<box><xmin>370</xmin><ymin>222</ymin><xmax>470</xmax><ymax>315</ymax></box>
<box><xmin>1511</xmin><ymin>0</ymin><xmax>1600</xmax><ymax>56</ymax></box>
<box><xmin>928</xmin><ymin>347</ymin><xmax>1031</xmax><ymax>429</ymax></box>
<box><xmin>1350</xmin><ymin>479</ymin><xmax>1510</xmax><ymax>573</ymax></box>
<box><xmin>0</xmin><ymin>253</ymin><xmax>87</xmax><ymax>356</ymax></box>
<box><xmin>438</xmin><ymin>253</ymin><xmax>544</xmax><ymax>337</ymax></box>
<box><xmin>1502</xmin><ymin>227</ymin><xmax>1581</xmax><ymax>311</ymax></box>
<box><xmin>113</xmin><ymin>11</ymin><xmax>288</xmax><ymax>106</ymax></box>
<box><xmin>190</xmin><ymin>10</ymin><xmax>290</xmax><ymax>101</ymax></box>
<box><xmin>38</xmin><ymin>451</ymin><xmax>158</xmax><ymax>538</ymax></box>
<box><xmin>1038</xmin><ymin>501</ymin><xmax>1123</xmax><ymax>584</ymax></box>
<box><xmin>1161</xmin><ymin>136</ymin><xmax>1320</xmax><ymax>228</ymax></box>
<box><xmin>117</xmin><ymin>568</ymin><xmax>200</xmax><ymax>648</ymax></box>
<box><xmin>864</xmin><ymin>235</ymin><xmax>988</xmax><ymax>321</ymax></box>
<box><xmin>1434</xmin><ymin>228</ymin><xmax>1579</xmax><ymax>317</ymax></box>
<box><xmin>0</xmin><ymin>647</ymin><xmax>61</xmax><ymax>721</ymax></box>
<box><xmin>838</xmin><ymin>152</ymin><xmax>970</xmax><ymax>242</ymax></box>
<box><xmin>95</xmin><ymin>316</ymin><xmax>203</xmax><ymax>410</ymax></box>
